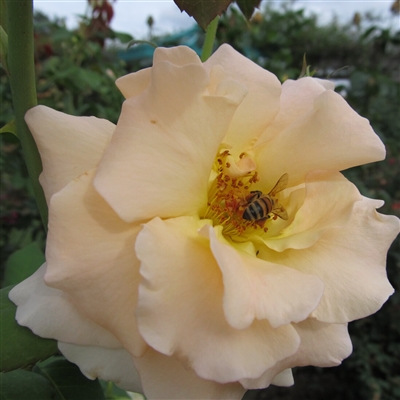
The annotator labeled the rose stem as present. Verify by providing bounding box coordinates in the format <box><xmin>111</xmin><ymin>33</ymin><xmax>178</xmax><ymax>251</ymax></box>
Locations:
<box><xmin>7</xmin><ymin>0</ymin><xmax>48</xmax><ymax>230</ymax></box>
<box><xmin>201</xmin><ymin>16</ymin><xmax>219</xmax><ymax>62</ymax></box>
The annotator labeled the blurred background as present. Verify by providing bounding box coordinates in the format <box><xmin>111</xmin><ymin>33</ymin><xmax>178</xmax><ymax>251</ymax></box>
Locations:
<box><xmin>0</xmin><ymin>1</ymin><xmax>399</xmax><ymax>399</ymax></box>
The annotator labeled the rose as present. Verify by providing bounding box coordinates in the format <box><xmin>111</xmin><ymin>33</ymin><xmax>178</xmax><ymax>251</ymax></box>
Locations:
<box><xmin>10</xmin><ymin>45</ymin><xmax>399</xmax><ymax>399</ymax></box>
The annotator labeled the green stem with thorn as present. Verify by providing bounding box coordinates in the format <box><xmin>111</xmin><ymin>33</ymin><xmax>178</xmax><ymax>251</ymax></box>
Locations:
<box><xmin>7</xmin><ymin>0</ymin><xmax>48</xmax><ymax>230</ymax></box>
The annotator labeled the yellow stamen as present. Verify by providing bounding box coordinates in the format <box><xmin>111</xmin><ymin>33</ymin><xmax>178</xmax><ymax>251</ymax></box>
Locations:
<box><xmin>204</xmin><ymin>150</ymin><xmax>268</xmax><ymax>238</ymax></box>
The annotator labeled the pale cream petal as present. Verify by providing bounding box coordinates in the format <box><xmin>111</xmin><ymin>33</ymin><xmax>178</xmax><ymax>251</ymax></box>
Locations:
<box><xmin>270</xmin><ymin>369</ymin><xmax>294</xmax><ymax>387</ymax></box>
<box><xmin>259</xmin><ymin>77</ymin><xmax>333</xmax><ymax>142</ymax></box>
<box><xmin>116</xmin><ymin>47</ymin><xmax>202</xmax><ymax>101</ymax></box>
<box><xmin>239</xmin><ymin>362</ymin><xmax>291</xmax><ymax>390</ymax></box>
<box><xmin>95</xmin><ymin>58</ymin><xmax>246</xmax><ymax>223</ymax></box>
<box><xmin>9</xmin><ymin>264</ymin><xmax>120</xmax><ymax>348</ymax></box>
<box><xmin>313</xmin><ymin>78</ymin><xmax>335</xmax><ymax>90</ymax></box>
<box><xmin>45</xmin><ymin>169</ymin><xmax>146</xmax><ymax>356</ymax></box>
<box><xmin>204</xmin><ymin>44</ymin><xmax>281</xmax><ymax>151</ymax></box>
<box><xmin>292</xmin><ymin>319</ymin><xmax>352</xmax><ymax>367</ymax></box>
<box><xmin>240</xmin><ymin>366</ymin><xmax>295</xmax><ymax>390</ymax></box>
<box><xmin>135</xmin><ymin>348</ymin><xmax>246</xmax><ymax>400</ymax></box>
<box><xmin>25</xmin><ymin>105</ymin><xmax>114</xmax><ymax>203</ymax></box>
<box><xmin>153</xmin><ymin>45</ymin><xmax>202</xmax><ymax>66</ymax></box>
<box><xmin>135</xmin><ymin>216</ymin><xmax>300</xmax><ymax>383</ymax></box>
<box><xmin>261</xmin><ymin>197</ymin><xmax>398</xmax><ymax>323</ymax></box>
<box><xmin>262</xmin><ymin>171</ymin><xmax>362</xmax><ymax>252</ymax></box>
<box><xmin>58</xmin><ymin>342</ymin><xmax>143</xmax><ymax>393</ymax></box>
<box><xmin>202</xmin><ymin>225</ymin><xmax>324</xmax><ymax>329</ymax></box>
<box><xmin>240</xmin><ymin>319</ymin><xmax>352</xmax><ymax>389</ymax></box>
<box><xmin>116</xmin><ymin>68</ymin><xmax>151</xmax><ymax>99</ymax></box>
<box><xmin>255</xmin><ymin>90</ymin><xmax>386</xmax><ymax>188</ymax></box>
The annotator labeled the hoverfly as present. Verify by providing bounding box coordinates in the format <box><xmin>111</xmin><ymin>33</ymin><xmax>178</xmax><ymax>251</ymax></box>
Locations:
<box><xmin>242</xmin><ymin>173</ymin><xmax>288</xmax><ymax>222</ymax></box>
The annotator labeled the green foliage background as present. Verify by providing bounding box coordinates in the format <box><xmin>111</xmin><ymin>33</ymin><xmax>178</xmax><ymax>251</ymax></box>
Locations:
<box><xmin>1</xmin><ymin>4</ymin><xmax>399</xmax><ymax>400</ymax></box>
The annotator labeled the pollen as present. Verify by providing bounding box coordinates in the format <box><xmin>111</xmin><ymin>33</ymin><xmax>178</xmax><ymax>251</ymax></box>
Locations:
<box><xmin>204</xmin><ymin>150</ymin><xmax>269</xmax><ymax>238</ymax></box>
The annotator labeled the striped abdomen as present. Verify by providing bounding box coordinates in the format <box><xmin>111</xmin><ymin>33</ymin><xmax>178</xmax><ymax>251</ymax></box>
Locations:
<box><xmin>242</xmin><ymin>196</ymin><xmax>274</xmax><ymax>221</ymax></box>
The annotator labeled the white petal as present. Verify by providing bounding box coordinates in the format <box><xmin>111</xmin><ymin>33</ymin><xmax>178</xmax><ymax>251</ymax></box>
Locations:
<box><xmin>205</xmin><ymin>44</ymin><xmax>281</xmax><ymax>151</ymax></box>
<box><xmin>135</xmin><ymin>348</ymin><xmax>246</xmax><ymax>400</ymax></box>
<box><xmin>45</xmin><ymin>169</ymin><xmax>146</xmax><ymax>356</ymax></box>
<box><xmin>9</xmin><ymin>264</ymin><xmax>120</xmax><ymax>348</ymax></box>
<box><xmin>25</xmin><ymin>105</ymin><xmax>114</xmax><ymax>203</ymax></box>
<box><xmin>58</xmin><ymin>342</ymin><xmax>143</xmax><ymax>393</ymax></box>
<box><xmin>202</xmin><ymin>225</ymin><xmax>324</xmax><ymax>329</ymax></box>
<box><xmin>135</xmin><ymin>216</ymin><xmax>300</xmax><ymax>383</ymax></box>
<box><xmin>95</xmin><ymin>56</ymin><xmax>246</xmax><ymax>223</ymax></box>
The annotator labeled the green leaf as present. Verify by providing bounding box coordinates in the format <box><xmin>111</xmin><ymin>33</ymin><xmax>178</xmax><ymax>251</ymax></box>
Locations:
<box><xmin>235</xmin><ymin>0</ymin><xmax>262</xmax><ymax>20</ymax></box>
<box><xmin>298</xmin><ymin>53</ymin><xmax>316</xmax><ymax>78</ymax></box>
<box><xmin>1</xmin><ymin>358</ymin><xmax>107</xmax><ymax>400</ymax></box>
<box><xmin>56</xmin><ymin>67</ymin><xmax>103</xmax><ymax>91</ymax></box>
<box><xmin>299</xmin><ymin>53</ymin><xmax>308</xmax><ymax>78</ymax></box>
<box><xmin>0</xmin><ymin>286</ymin><xmax>58</xmax><ymax>372</ymax></box>
<box><xmin>174</xmin><ymin>0</ymin><xmax>233</xmax><ymax>30</ymax></box>
<box><xmin>0</xmin><ymin>369</ymin><xmax>55</xmax><ymax>400</ymax></box>
<box><xmin>75</xmin><ymin>69</ymin><xmax>103</xmax><ymax>91</ymax></box>
<box><xmin>0</xmin><ymin>24</ymin><xmax>9</xmax><ymax>74</ymax></box>
<box><xmin>0</xmin><ymin>119</ymin><xmax>16</xmax><ymax>137</ymax></box>
<box><xmin>111</xmin><ymin>30</ymin><xmax>133</xmax><ymax>43</ymax></box>
<box><xmin>3</xmin><ymin>242</ymin><xmax>45</xmax><ymax>286</ymax></box>
<box><xmin>100</xmin><ymin>380</ymin><xmax>132</xmax><ymax>399</ymax></box>
<box><xmin>33</xmin><ymin>357</ymin><xmax>106</xmax><ymax>400</ymax></box>
<box><xmin>0</xmin><ymin>0</ymin><xmax>7</xmax><ymax>32</ymax></box>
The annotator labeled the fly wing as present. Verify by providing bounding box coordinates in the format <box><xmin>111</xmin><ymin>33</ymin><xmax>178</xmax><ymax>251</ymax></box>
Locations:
<box><xmin>272</xmin><ymin>203</ymin><xmax>288</xmax><ymax>220</ymax></box>
<box><xmin>268</xmin><ymin>173</ymin><xmax>288</xmax><ymax>197</ymax></box>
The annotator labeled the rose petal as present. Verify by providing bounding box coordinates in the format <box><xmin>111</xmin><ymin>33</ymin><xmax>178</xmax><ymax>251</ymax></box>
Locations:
<box><xmin>116</xmin><ymin>68</ymin><xmax>151</xmax><ymax>99</ymax></box>
<box><xmin>58</xmin><ymin>342</ymin><xmax>142</xmax><ymax>393</ymax></box>
<box><xmin>241</xmin><ymin>319</ymin><xmax>352</xmax><ymax>389</ymax></box>
<box><xmin>255</xmin><ymin>89</ymin><xmax>386</xmax><ymax>188</ymax></box>
<box><xmin>259</xmin><ymin>77</ymin><xmax>334</xmax><ymax>143</ymax></box>
<box><xmin>262</xmin><ymin>170</ymin><xmax>362</xmax><ymax>252</ymax></box>
<box><xmin>25</xmin><ymin>105</ymin><xmax>114</xmax><ymax>203</ymax></box>
<box><xmin>116</xmin><ymin>47</ymin><xmax>202</xmax><ymax>100</ymax></box>
<box><xmin>153</xmin><ymin>45</ymin><xmax>203</xmax><ymax>66</ymax></box>
<box><xmin>9</xmin><ymin>264</ymin><xmax>120</xmax><ymax>348</ymax></box>
<box><xmin>261</xmin><ymin>197</ymin><xmax>398</xmax><ymax>323</ymax></box>
<box><xmin>313</xmin><ymin>78</ymin><xmax>335</xmax><ymax>90</ymax></box>
<box><xmin>135</xmin><ymin>216</ymin><xmax>300</xmax><ymax>383</ymax></box>
<box><xmin>292</xmin><ymin>319</ymin><xmax>352</xmax><ymax>366</ymax></box>
<box><xmin>240</xmin><ymin>359</ymin><xmax>291</xmax><ymax>390</ymax></box>
<box><xmin>95</xmin><ymin>55</ymin><xmax>246</xmax><ymax>223</ymax></box>
<box><xmin>204</xmin><ymin>44</ymin><xmax>281</xmax><ymax>151</ymax></box>
<box><xmin>201</xmin><ymin>225</ymin><xmax>324</xmax><ymax>329</ymax></box>
<box><xmin>45</xmin><ymin>169</ymin><xmax>146</xmax><ymax>356</ymax></box>
<box><xmin>270</xmin><ymin>369</ymin><xmax>294</xmax><ymax>387</ymax></box>
<box><xmin>135</xmin><ymin>348</ymin><xmax>246</xmax><ymax>400</ymax></box>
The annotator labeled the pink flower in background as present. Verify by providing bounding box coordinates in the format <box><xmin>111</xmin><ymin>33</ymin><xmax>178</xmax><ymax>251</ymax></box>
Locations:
<box><xmin>10</xmin><ymin>45</ymin><xmax>399</xmax><ymax>399</ymax></box>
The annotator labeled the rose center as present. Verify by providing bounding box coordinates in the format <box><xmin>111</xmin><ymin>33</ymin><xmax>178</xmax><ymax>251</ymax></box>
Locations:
<box><xmin>204</xmin><ymin>150</ymin><xmax>286</xmax><ymax>239</ymax></box>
